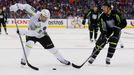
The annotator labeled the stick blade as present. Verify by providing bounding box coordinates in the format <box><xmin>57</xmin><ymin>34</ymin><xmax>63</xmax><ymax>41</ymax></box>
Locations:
<box><xmin>72</xmin><ymin>63</ymin><xmax>82</xmax><ymax>69</ymax></box>
<box><xmin>27</xmin><ymin>63</ymin><xmax>39</xmax><ymax>71</ymax></box>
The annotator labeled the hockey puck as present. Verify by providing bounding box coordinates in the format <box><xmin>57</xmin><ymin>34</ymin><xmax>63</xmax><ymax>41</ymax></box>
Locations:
<box><xmin>52</xmin><ymin>68</ymin><xmax>56</xmax><ymax>70</ymax></box>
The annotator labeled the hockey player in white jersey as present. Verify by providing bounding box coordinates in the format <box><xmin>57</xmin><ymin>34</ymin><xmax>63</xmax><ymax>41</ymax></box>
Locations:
<box><xmin>10</xmin><ymin>3</ymin><xmax>70</xmax><ymax>66</ymax></box>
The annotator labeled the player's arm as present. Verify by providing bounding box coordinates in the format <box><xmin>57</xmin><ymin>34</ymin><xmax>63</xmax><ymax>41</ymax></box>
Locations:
<box><xmin>98</xmin><ymin>13</ymin><xmax>107</xmax><ymax>34</ymax></box>
<box><xmin>82</xmin><ymin>10</ymin><xmax>92</xmax><ymax>25</ymax></box>
<box><xmin>114</xmin><ymin>11</ymin><xmax>127</xmax><ymax>29</ymax></box>
<box><xmin>23</xmin><ymin>4</ymin><xmax>36</xmax><ymax>16</ymax></box>
<box><xmin>16</xmin><ymin>22</ymin><xmax>46</xmax><ymax>37</ymax></box>
<box><xmin>10</xmin><ymin>3</ymin><xmax>36</xmax><ymax>16</ymax></box>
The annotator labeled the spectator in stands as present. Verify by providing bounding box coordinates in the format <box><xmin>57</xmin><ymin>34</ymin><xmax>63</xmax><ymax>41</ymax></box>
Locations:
<box><xmin>0</xmin><ymin>0</ymin><xmax>133</xmax><ymax>19</ymax></box>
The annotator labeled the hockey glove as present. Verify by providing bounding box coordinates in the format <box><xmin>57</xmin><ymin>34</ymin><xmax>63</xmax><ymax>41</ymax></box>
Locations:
<box><xmin>102</xmin><ymin>34</ymin><xmax>107</xmax><ymax>40</ymax></box>
<box><xmin>16</xmin><ymin>30</ymin><xmax>26</xmax><ymax>35</ymax></box>
<box><xmin>16</xmin><ymin>30</ymin><xmax>20</xmax><ymax>34</ymax></box>
<box><xmin>82</xmin><ymin>20</ymin><xmax>86</xmax><ymax>25</ymax></box>
<box><xmin>101</xmin><ymin>33</ymin><xmax>108</xmax><ymax>44</ymax></box>
<box><xmin>113</xmin><ymin>26</ymin><xmax>121</xmax><ymax>36</ymax></box>
<box><xmin>35</xmin><ymin>26</ymin><xmax>47</xmax><ymax>34</ymax></box>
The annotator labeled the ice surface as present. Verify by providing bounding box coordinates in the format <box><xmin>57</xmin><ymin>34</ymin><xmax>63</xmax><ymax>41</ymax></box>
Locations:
<box><xmin>0</xmin><ymin>28</ymin><xmax>134</xmax><ymax>75</ymax></box>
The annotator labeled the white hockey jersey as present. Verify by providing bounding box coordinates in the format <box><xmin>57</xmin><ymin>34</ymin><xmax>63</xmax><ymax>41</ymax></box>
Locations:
<box><xmin>27</xmin><ymin>12</ymin><xmax>50</xmax><ymax>38</ymax></box>
<box><xmin>10</xmin><ymin>3</ymin><xmax>50</xmax><ymax>38</ymax></box>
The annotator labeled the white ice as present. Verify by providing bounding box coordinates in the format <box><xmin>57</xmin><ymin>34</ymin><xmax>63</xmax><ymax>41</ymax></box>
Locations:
<box><xmin>0</xmin><ymin>28</ymin><xmax>134</xmax><ymax>75</ymax></box>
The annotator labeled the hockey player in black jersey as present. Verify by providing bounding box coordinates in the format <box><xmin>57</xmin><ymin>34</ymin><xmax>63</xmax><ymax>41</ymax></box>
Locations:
<box><xmin>0</xmin><ymin>8</ymin><xmax>8</xmax><ymax>35</ymax></box>
<box><xmin>88</xmin><ymin>3</ymin><xmax>127</xmax><ymax>65</ymax></box>
<box><xmin>82</xmin><ymin>6</ymin><xmax>99</xmax><ymax>42</ymax></box>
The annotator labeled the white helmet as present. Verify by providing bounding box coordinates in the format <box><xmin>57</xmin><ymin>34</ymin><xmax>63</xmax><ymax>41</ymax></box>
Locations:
<box><xmin>41</xmin><ymin>9</ymin><xmax>50</xmax><ymax>17</ymax></box>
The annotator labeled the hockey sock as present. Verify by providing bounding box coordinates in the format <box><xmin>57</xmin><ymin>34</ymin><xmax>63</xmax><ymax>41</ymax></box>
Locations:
<box><xmin>94</xmin><ymin>30</ymin><xmax>98</xmax><ymax>40</ymax></box>
<box><xmin>47</xmin><ymin>47</ymin><xmax>65</xmax><ymax>61</ymax></box>
<box><xmin>108</xmin><ymin>35</ymin><xmax>119</xmax><ymax>58</ymax></box>
<box><xmin>22</xmin><ymin>41</ymin><xmax>34</xmax><ymax>61</ymax></box>
<box><xmin>90</xmin><ymin>31</ymin><xmax>93</xmax><ymax>40</ymax></box>
<box><xmin>107</xmin><ymin>47</ymin><xmax>116</xmax><ymax>58</ymax></box>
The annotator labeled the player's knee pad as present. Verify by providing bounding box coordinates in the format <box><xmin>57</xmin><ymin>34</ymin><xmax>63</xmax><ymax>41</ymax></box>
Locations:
<box><xmin>96</xmin><ymin>36</ymin><xmax>107</xmax><ymax>46</ymax></box>
<box><xmin>25</xmin><ymin>41</ymin><xmax>34</xmax><ymax>49</ymax></box>
<box><xmin>108</xmin><ymin>36</ymin><xmax>119</xmax><ymax>48</ymax></box>
<box><xmin>108</xmin><ymin>36</ymin><xmax>120</xmax><ymax>48</ymax></box>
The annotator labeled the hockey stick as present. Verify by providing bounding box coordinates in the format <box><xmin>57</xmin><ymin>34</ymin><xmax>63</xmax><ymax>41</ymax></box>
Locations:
<box><xmin>13</xmin><ymin>12</ymin><xmax>39</xmax><ymax>71</ymax></box>
<box><xmin>72</xmin><ymin>50</ymin><xmax>97</xmax><ymax>69</ymax></box>
<box><xmin>72</xmin><ymin>41</ymin><xmax>106</xmax><ymax>69</ymax></box>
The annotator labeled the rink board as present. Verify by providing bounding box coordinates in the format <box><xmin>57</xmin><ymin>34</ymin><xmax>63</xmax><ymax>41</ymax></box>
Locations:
<box><xmin>5</xmin><ymin>19</ymin><xmax>134</xmax><ymax>28</ymax></box>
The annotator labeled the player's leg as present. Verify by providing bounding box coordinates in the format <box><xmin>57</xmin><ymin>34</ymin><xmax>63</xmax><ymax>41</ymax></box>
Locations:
<box><xmin>2</xmin><ymin>22</ymin><xmax>8</xmax><ymax>34</ymax></box>
<box><xmin>21</xmin><ymin>36</ymin><xmax>36</xmax><ymax>65</ymax></box>
<box><xmin>106</xmin><ymin>32</ymin><xmax>121</xmax><ymax>65</ymax></box>
<box><xmin>94</xmin><ymin>25</ymin><xmax>99</xmax><ymax>41</ymax></box>
<box><xmin>89</xmin><ymin>25</ymin><xmax>94</xmax><ymax>42</ymax></box>
<box><xmin>88</xmin><ymin>34</ymin><xmax>107</xmax><ymax>64</ymax></box>
<box><xmin>38</xmin><ymin>35</ymin><xmax>70</xmax><ymax>65</ymax></box>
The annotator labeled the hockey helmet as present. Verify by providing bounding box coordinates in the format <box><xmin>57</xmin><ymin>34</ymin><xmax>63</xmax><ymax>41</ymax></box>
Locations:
<box><xmin>41</xmin><ymin>9</ymin><xmax>50</xmax><ymax>17</ymax></box>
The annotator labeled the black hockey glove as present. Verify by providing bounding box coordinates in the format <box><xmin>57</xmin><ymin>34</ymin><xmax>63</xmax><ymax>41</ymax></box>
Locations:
<box><xmin>100</xmin><ymin>32</ymin><xmax>108</xmax><ymax>43</ymax></box>
<box><xmin>102</xmin><ymin>33</ymin><xmax>107</xmax><ymax>40</ymax></box>
<box><xmin>16</xmin><ymin>30</ymin><xmax>20</xmax><ymax>34</ymax></box>
<box><xmin>36</xmin><ymin>26</ymin><xmax>47</xmax><ymax>34</ymax></box>
<box><xmin>82</xmin><ymin>20</ymin><xmax>86</xmax><ymax>25</ymax></box>
<box><xmin>113</xmin><ymin>26</ymin><xmax>121</xmax><ymax>36</ymax></box>
<box><xmin>43</xmin><ymin>26</ymin><xmax>47</xmax><ymax>30</ymax></box>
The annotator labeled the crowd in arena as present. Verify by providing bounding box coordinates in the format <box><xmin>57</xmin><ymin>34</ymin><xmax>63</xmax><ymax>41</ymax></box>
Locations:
<box><xmin>0</xmin><ymin>0</ymin><xmax>133</xmax><ymax>19</ymax></box>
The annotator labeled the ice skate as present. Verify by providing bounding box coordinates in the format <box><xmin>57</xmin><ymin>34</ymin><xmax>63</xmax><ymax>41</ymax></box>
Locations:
<box><xmin>20</xmin><ymin>58</ymin><xmax>26</xmax><ymax>66</ymax></box>
<box><xmin>88</xmin><ymin>57</ymin><xmax>95</xmax><ymax>64</ymax></box>
<box><xmin>5</xmin><ymin>32</ymin><xmax>8</xmax><ymax>35</ymax></box>
<box><xmin>106</xmin><ymin>57</ymin><xmax>111</xmax><ymax>65</ymax></box>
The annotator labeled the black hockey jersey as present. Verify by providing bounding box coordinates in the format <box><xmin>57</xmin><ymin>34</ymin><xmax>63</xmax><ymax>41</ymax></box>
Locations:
<box><xmin>83</xmin><ymin>9</ymin><xmax>99</xmax><ymax>25</ymax></box>
<box><xmin>98</xmin><ymin>10</ymin><xmax>127</xmax><ymax>34</ymax></box>
<box><xmin>0</xmin><ymin>10</ymin><xmax>7</xmax><ymax>22</ymax></box>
